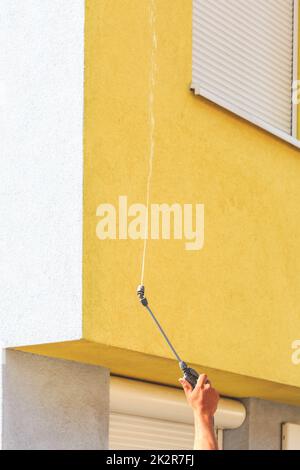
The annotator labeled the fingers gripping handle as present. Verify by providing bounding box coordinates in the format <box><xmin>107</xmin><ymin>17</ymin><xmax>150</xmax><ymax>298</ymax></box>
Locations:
<box><xmin>179</xmin><ymin>361</ymin><xmax>199</xmax><ymax>389</ymax></box>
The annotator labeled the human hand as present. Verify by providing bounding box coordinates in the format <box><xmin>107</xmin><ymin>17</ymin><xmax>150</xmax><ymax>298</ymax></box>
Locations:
<box><xmin>179</xmin><ymin>374</ymin><xmax>219</xmax><ymax>419</ymax></box>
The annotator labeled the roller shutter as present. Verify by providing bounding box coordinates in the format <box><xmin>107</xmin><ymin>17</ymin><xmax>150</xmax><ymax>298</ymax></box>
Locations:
<box><xmin>109</xmin><ymin>377</ymin><xmax>246</xmax><ymax>450</ymax></box>
<box><xmin>192</xmin><ymin>0</ymin><xmax>297</xmax><ymax>137</ymax></box>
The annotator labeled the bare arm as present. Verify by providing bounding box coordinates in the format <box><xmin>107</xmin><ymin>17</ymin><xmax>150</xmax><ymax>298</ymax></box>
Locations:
<box><xmin>179</xmin><ymin>374</ymin><xmax>219</xmax><ymax>450</ymax></box>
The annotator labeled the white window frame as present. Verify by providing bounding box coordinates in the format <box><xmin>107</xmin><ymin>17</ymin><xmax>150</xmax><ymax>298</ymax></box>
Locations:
<box><xmin>191</xmin><ymin>0</ymin><xmax>300</xmax><ymax>149</ymax></box>
<box><xmin>282</xmin><ymin>423</ymin><xmax>300</xmax><ymax>450</ymax></box>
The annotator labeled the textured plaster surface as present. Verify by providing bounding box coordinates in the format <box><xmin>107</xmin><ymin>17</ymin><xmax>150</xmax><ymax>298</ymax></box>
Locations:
<box><xmin>0</xmin><ymin>0</ymin><xmax>84</xmax><ymax>347</ymax></box>
<box><xmin>83</xmin><ymin>0</ymin><xmax>300</xmax><ymax>394</ymax></box>
<box><xmin>2</xmin><ymin>351</ymin><xmax>109</xmax><ymax>450</ymax></box>
<box><xmin>224</xmin><ymin>398</ymin><xmax>300</xmax><ymax>450</ymax></box>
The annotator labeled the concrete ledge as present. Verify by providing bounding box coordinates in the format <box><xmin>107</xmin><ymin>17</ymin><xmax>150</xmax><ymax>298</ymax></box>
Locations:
<box><xmin>15</xmin><ymin>339</ymin><xmax>300</xmax><ymax>406</ymax></box>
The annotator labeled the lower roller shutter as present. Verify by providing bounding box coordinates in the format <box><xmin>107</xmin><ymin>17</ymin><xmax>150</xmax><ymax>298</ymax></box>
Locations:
<box><xmin>109</xmin><ymin>376</ymin><xmax>246</xmax><ymax>450</ymax></box>
<box><xmin>110</xmin><ymin>412</ymin><xmax>194</xmax><ymax>450</ymax></box>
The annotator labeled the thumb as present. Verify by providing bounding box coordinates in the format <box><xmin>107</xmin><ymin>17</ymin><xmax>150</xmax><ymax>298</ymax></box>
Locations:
<box><xmin>179</xmin><ymin>378</ymin><xmax>192</xmax><ymax>398</ymax></box>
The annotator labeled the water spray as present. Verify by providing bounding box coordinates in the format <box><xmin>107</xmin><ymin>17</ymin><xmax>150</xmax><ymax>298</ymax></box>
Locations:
<box><xmin>137</xmin><ymin>285</ymin><xmax>200</xmax><ymax>389</ymax></box>
<box><xmin>136</xmin><ymin>3</ymin><xmax>200</xmax><ymax>390</ymax></box>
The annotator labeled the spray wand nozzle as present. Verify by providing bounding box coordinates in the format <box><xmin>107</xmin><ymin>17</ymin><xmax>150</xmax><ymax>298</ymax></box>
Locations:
<box><xmin>136</xmin><ymin>284</ymin><xmax>199</xmax><ymax>389</ymax></box>
<box><xmin>137</xmin><ymin>284</ymin><xmax>148</xmax><ymax>306</ymax></box>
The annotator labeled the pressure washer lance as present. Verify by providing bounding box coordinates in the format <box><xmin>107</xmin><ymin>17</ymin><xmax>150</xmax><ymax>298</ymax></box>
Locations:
<box><xmin>136</xmin><ymin>284</ymin><xmax>200</xmax><ymax>389</ymax></box>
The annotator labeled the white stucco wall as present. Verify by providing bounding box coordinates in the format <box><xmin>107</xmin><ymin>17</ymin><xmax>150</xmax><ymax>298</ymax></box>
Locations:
<box><xmin>0</xmin><ymin>1</ymin><xmax>84</xmax><ymax>448</ymax></box>
<box><xmin>0</xmin><ymin>0</ymin><xmax>84</xmax><ymax>347</ymax></box>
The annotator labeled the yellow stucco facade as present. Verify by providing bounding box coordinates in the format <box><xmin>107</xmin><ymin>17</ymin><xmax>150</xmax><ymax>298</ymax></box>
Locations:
<box><xmin>18</xmin><ymin>0</ymin><xmax>300</xmax><ymax>404</ymax></box>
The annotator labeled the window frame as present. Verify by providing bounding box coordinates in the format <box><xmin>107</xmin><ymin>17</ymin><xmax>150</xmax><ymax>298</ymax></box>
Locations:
<box><xmin>191</xmin><ymin>0</ymin><xmax>300</xmax><ymax>148</ymax></box>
